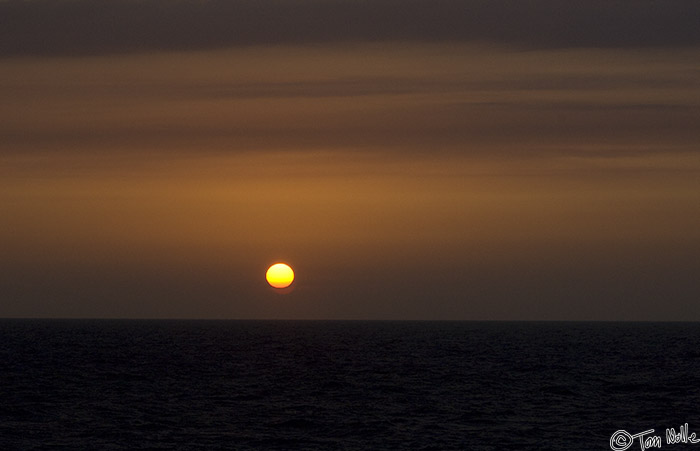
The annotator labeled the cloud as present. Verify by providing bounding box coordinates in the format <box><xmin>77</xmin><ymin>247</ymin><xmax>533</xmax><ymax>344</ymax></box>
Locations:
<box><xmin>1</xmin><ymin>0</ymin><xmax>699</xmax><ymax>57</ymax></box>
<box><xmin>2</xmin><ymin>45</ymin><xmax>699</xmax><ymax>163</ymax></box>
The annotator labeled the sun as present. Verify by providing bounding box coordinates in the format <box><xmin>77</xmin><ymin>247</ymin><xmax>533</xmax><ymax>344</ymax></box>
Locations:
<box><xmin>266</xmin><ymin>263</ymin><xmax>295</xmax><ymax>289</ymax></box>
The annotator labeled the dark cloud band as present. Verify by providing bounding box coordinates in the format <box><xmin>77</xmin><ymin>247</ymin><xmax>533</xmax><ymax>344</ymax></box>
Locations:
<box><xmin>1</xmin><ymin>0</ymin><xmax>699</xmax><ymax>57</ymax></box>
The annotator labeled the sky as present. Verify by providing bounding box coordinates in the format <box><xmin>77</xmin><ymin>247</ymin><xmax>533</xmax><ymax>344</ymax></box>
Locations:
<box><xmin>1</xmin><ymin>0</ymin><xmax>699</xmax><ymax>320</ymax></box>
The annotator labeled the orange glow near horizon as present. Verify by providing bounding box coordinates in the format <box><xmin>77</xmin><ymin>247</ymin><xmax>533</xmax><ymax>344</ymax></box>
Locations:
<box><xmin>266</xmin><ymin>263</ymin><xmax>295</xmax><ymax>289</ymax></box>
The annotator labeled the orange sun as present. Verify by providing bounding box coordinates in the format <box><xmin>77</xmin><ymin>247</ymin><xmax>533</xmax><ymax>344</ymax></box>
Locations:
<box><xmin>266</xmin><ymin>263</ymin><xmax>295</xmax><ymax>289</ymax></box>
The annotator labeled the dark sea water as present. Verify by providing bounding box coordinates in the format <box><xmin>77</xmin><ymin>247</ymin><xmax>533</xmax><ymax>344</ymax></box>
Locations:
<box><xmin>2</xmin><ymin>320</ymin><xmax>700</xmax><ymax>450</ymax></box>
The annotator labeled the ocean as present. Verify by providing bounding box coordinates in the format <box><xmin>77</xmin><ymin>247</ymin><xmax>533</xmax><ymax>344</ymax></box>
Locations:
<box><xmin>1</xmin><ymin>320</ymin><xmax>699</xmax><ymax>450</ymax></box>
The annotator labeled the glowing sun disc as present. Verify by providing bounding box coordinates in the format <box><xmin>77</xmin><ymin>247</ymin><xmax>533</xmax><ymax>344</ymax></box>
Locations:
<box><xmin>266</xmin><ymin>263</ymin><xmax>294</xmax><ymax>289</ymax></box>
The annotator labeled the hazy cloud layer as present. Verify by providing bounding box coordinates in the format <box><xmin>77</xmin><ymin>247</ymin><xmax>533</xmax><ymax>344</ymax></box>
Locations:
<box><xmin>2</xmin><ymin>45</ymin><xmax>699</xmax><ymax>162</ymax></box>
<box><xmin>2</xmin><ymin>0</ymin><xmax>700</xmax><ymax>56</ymax></box>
